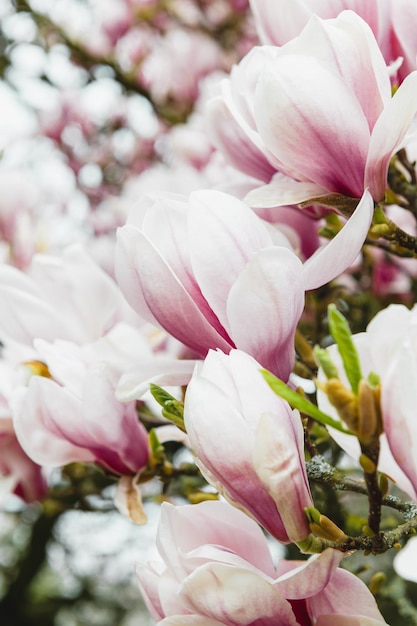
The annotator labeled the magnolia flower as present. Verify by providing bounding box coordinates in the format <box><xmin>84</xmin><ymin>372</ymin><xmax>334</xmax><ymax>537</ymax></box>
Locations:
<box><xmin>317</xmin><ymin>304</ymin><xmax>417</xmax><ymax>502</ymax></box>
<box><xmin>208</xmin><ymin>11</ymin><xmax>417</xmax><ymax>208</ymax></box>
<box><xmin>115</xmin><ymin>188</ymin><xmax>373</xmax><ymax>381</ymax></box>
<box><xmin>11</xmin><ymin>337</ymin><xmax>150</xmax><ymax>476</ymax></box>
<box><xmin>0</xmin><ymin>244</ymin><xmax>127</xmax><ymax>346</ymax></box>
<box><xmin>250</xmin><ymin>0</ymin><xmax>417</xmax><ymax>84</ymax></box>
<box><xmin>137</xmin><ymin>500</ymin><xmax>387</xmax><ymax>625</ymax></box>
<box><xmin>249</xmin><ymin>0</ymin><xmax>390</xmax><ymax>56</ymax></box>
<box><xmin>184</xmin><ymin>349</ymin><xmax>312</xmax><ymax>543</ymax></box>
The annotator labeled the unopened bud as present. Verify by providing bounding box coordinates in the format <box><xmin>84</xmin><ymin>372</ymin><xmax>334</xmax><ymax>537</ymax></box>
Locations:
<box><xmin>379</xmin><ymin>473</ymin><xmax>389</xmax><ymax>498</ymax></box>
<box><xmin>360</xmin><ymin>454</ymin><xmax>377</xmax><ymax>474</ymax></box>
<box><xmin>319</xmin><ymin>378</ymin><xmax>358</xmax><ymax>431</ymax></box>
<box><xmin>306</xmin><ymin>507</ymin><xmax>346</xmax><ymax>542</ymax></box>
<box><xmin>310</xmin><ymin>515</ymin><xmax>347</xmax><ymax>542</ymax></box>
<box><xmin>357</xmin><ymin>379</ymin><xmax>382</xmax><ymax>443</ymax></box>
<box><xmin>369</xmin><ymin>572</ymin><xmax>386</xmax><ymax>595</ymax></box>
<box><xmin>362</xmin><ymin>524</ymin><xmax>376</xmax><ymax>538</ymax></box>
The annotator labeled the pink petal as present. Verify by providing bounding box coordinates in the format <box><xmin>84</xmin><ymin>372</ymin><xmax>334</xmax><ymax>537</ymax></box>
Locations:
<box><xmin>180</xmin><ymin>563</ymin><xmax>298</xmax><ymax>626</ymax></box>
<box><xmin>12</xmin><ymin>378</ymin><xmax>94</xmax><ymax>467</ymax></box>
<box><xmin>254</xmin><ymin>411</ymin><xmax>312</xmax><ymax>543</ymax></box>
<box><xmin>31</xmin><ymin>245</ymin><xmax>121</xmax><ymax>342</ymax></box>
<box><xmin>188</xmin><ymin>190</ymin><xmax>272</xmax><ymax>333</ymax></box>
<box><xmin>184</xmin><ymin>371</ymin><xmax>290</xmax><ymax>541</ymax></box>
<box><xmin>275</xmin><ymin>549</ymin><xmax>344</xmax><ymax>599</ymax></box>
<box><xmin>158</xmin><ymin>500</ymin><xmax>276</xmax><ymax>579</ymax></box>
<box><xmin>115</xmin><ymin>225</ymin><xmax>160</xmax><ymax>326</ymax></box>
<box><xmin>254</xmin><ymin>55</ymin><xmax>370</xmax><ymax>197</ymax></box>
<box><xmin>287</xmin><ymin>12</ymin><xmax>390</xmax><ymax>129</ymax></box>
<box><xmin>135</xmin><ymin>562</ymin><xmax>166</xmax><ymax>621</ymax></box>
<box><xmin>207</xmin><ymin>97</ymin><xmax>276</xmax><ymax>182</ymax></box>
<box><xmin>316</xmin><ymin>617</ymin><xmax>386</xmax><ymax>626</ymax></box>
<box><xmin>250</xmin><ymin>0</ymin><xmax>312</xmax><ymax>44</ymax></box>
<box><xmin>308</xmin><ymin>567</ymin><xmax>386</xmax><ymax>623</ymax></box>
<box><xmin>116</xmin><ymin>226</ymin><xmax>232</xmax><ymax>355</ymax></box>
<box><xmin>227</xmin><ymin>247</ymin><xmax>304</xmax><ymax>380</ymax></box>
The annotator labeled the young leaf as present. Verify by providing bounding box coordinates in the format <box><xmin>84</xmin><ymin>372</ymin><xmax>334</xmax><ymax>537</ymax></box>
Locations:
<box><xmin>261</xmin><ymin>369</ymin><xmax>353</xmax><ymax>435</ymax></box>
<box><xmin>328</xmin><ymin>304</ymin><xmax>362</xmax><ymax>394</ymax></box>
<box><xmin>149</xmin><ymin>383</ymin><xmax>186</xmax><ymax>432</ymax></box>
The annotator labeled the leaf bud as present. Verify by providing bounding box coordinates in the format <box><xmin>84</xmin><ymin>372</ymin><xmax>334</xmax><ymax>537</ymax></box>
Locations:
<box><xmin>318</xmin><ymin>378</ymin><xmax>358</xmax><ymax>431</ymax></box>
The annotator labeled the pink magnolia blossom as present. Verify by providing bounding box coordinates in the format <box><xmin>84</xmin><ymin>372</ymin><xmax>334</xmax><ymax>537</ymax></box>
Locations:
<box><xmin>0</xmin><ymin>245</ymin><xmax>197</xmax><ymax>478</ymax></box>
<box><xmin>250</xmin><ymin>0</ymin><xmax>417</xmax><ymax>84</ymax></box>
<box><xmin>136</xmin><ymin>500</ymin><xmax>387</xmax><ymax>625</ymax></box>
<box><xmin>208</xmin><ymin>11</ymin><xmax>417</xmax><ymax>207</ymax></box>
<box><xmin>115</xmin><ymin>188</ymin><xmax>373</xmax><ymax>381</ymax></box>
<box><xmin>249</xmin><ymin>0</ymin><xmax>390</xmax><ymax>58</ymax></box>
<box><xmin>11</xmin><ymin>334</ymin><xmax>150</xmax><ymax>476</ymax></box>
<box><xmin>184</xmin><ymin>349</ymin><xmax>312</xmax><ymax>543</ymax></box>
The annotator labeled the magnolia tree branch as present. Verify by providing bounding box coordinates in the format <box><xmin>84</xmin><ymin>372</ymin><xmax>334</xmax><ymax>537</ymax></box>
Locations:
<box><xmin>307</xmin><ymin>456</ymin><xmax>417</xmax><ymax>518</ymax></box>
<box><xmin>306</xmin><ymin>455</ymin><xmax>417</xmax><ymax>554</ymax></box>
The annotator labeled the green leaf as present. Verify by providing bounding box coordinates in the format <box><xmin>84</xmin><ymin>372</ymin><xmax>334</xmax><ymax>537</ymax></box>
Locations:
<box><xmin>314</xmin><ymin>346</ymin><xmax>339</xmax><ymax>380</ymax></box>
<box><xmin>149</xmin><ymin>429</ymin><xmax>165</xmax><ymax>464</ymax></box>
<box><xmin>261</xmin><ymin>369</ymin><xmax>353</xmax><ymax>435</ymax></box>
<box><xmin>328</xmin><ymin>304</ymin><xmax>362</xmax><ymax>394</ymax></box>
<box><xmin>149</xmin><ymin>383</ymin><xmax>186</xmax><ymax>432</ymax></box>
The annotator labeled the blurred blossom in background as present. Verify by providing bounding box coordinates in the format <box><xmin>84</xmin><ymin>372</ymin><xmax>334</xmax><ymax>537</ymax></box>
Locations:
<box><xmin>0</xmin><ymin>0</ymin><xmax>254</xmax><ymax>623</ymax></box>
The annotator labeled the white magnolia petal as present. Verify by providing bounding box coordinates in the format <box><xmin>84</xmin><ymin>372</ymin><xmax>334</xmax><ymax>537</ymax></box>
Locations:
<box><xmin>244</xmin><ymin>173</ymin><xmax>327</xmax><ymax>208</ymax></box>
<box><xmin>116</xmin><ymin>359</ymin><xmax>196</xmax><ymax>401</ymax></box>
<box><xmin>366</xmin><ymin>71</ymin><xmax>417</xmax><ymax>200</ymax></box>
<box><xmin>302</xmin><ymin>189</ymin><xmax>374</xmax><ymax>290</ymax></box>
<box><xmin>180</xmin><ymin>563</ymin><xmax>298</xmax><ymax>625</ymax></box>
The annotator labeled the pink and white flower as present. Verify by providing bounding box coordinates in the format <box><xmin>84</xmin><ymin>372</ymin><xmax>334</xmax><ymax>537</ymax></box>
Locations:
<box><xmin>11</xmin><ymin>333</ymin><xmax>151</xmax><ymax>476</ymax></box>
<box><xmin>317</xmin><ymin>304</ymin><xmax>417</xmax><ymax>502</ymax></box>
<box><xmin>249</xmin><ymin>0</ymin><xmax>390</xmax><ymax>59</ymax></box>
<box><xmin>208</xmin><ymin>11</ymin><xmax>417</xmax><ymax>207</ymax></box>
<box><xmin>184</xmin><ymin>349</ymin><xmax>313</xmax><ymax>543</ymax></box>
<box><xmin>115</xmin><ymin>188</ymin><xmax>373</xmax><ymax>381</ymax></box>
<box><xmin>136</xmin><ymin>500</ymin><xmax>387</xmax><ymax>625</ymax></box>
